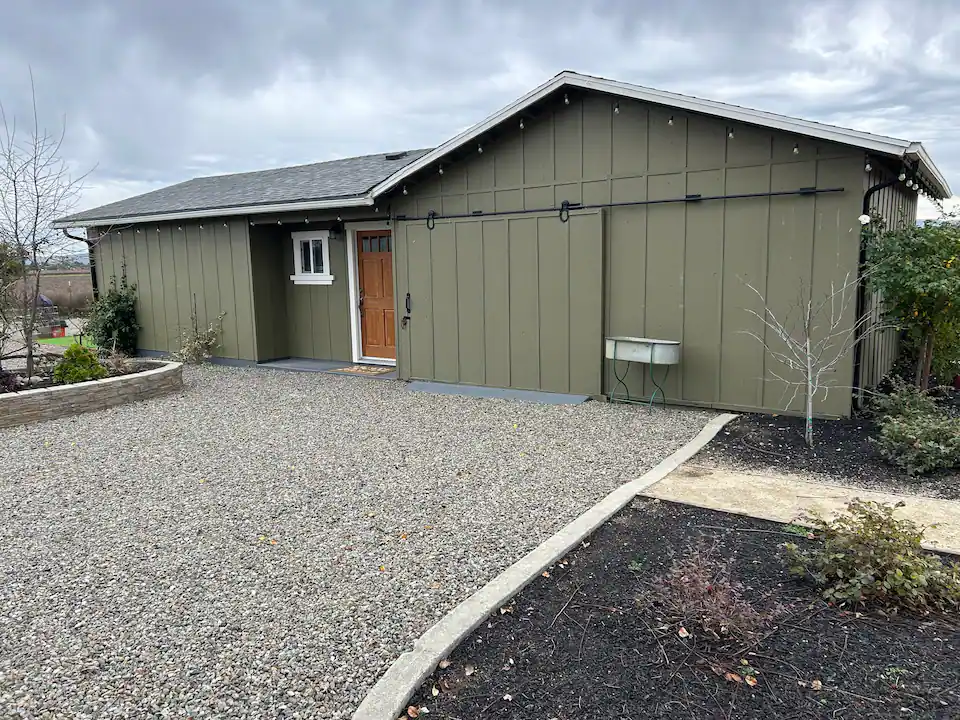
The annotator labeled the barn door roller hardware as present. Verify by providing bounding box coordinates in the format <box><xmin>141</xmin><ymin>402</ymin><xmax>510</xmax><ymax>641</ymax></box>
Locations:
<box><xmin>395</xmin><ymin>186</ymin><xmax>843</xmax><ymax>224</ymax></box>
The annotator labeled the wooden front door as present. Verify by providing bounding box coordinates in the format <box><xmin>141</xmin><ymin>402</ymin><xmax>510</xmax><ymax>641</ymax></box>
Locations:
<box><xmin>356</xmin><ymin>229</ymin><xmax>395</xmax><ymax>360</ymax></box>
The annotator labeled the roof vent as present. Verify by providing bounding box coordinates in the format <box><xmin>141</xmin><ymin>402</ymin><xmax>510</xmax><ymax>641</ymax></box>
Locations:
<box><xmin>385</xmin><ymin>151</ymin><xmax>408</xmax><ymax>160</ymax></box>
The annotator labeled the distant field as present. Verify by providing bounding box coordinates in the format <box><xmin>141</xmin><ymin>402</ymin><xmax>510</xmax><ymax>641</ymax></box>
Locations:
<box><xmin>14</xmin><ymin>270</ymin><xmax>94</xmax><ymax>313</ymax></box>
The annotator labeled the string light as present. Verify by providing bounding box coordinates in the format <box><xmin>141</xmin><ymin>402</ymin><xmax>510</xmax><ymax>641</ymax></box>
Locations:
<box><xmin>402</xmin><ymin>185</ymin><xmax>408</xmax><ymax>195</ymax></box>
<box><xmin>727</xmin><ymin>128</ymin><xmax>735</xmax><ymax>139</ymax></box>
<box><xmin>865</xmin><ymin>162</ymin><xmax>872</xmax><ymax>172</ymax></box>
<box><xmin>898</xmin><ymin>172</ymin><xmax>907</xmax><ymax>182</ymax></box>
<box><xmin>613</xmin><ymin>102</ymin><xmax>620</xmax><ymax>115</ymax></box>
<box><xmin>564</xmin><ymin>93</ymin><xmax>570</xmax><ymax>105</ymax></box>
<box><xmin>667</xmin><ymin>115</ymin><xmax>674</xmax><ymax>126</ymax></box>
<box><xmin>793</xmin><ymin>144</ymin><xmax>800</xmax><ymax>155</ymax></box>
<box><xmin>438</xmin><ymin>165</ymin><xmax>444</xmax><ymax>175</ymax></box>
<box><xmin>519</xmin><ymin>118</ymin><xmax>525</xmax><ymax>130</ymax></box>
<box><xmin>477</xmin><ymin>144</ymin><xmax>483</xmax><ymax>154</ymax></box>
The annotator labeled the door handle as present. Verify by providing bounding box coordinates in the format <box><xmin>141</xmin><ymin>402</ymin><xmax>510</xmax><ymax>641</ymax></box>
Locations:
<box><xmin>401</xmin><ymin>292</ymin><xmax>411</xmax><ymax>328</ymax></box>
<box><xmin>358</xmin><ymin>289</ymin><xmax>364</xmax><ymax>310</ymax></box>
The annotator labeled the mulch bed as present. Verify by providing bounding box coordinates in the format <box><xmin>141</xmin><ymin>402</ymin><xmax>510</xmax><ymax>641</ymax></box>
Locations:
<box><xmin>0</xmin><ymin>358</ymin><xmax>156</xmax><ymax>394</ymax></box>
<box><xmin>694</xmin><ymin>412</ymin><xmax>960</xmax><ymax>500</ymax></box>
<box><xmin>409</xmin><ymin>500</ymin><xmax>960</xmax><ymax>719</ymax></box>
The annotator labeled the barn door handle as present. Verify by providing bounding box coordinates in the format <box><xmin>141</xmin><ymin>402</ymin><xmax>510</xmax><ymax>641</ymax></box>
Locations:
<box><xmin>401</xmin><ymin>292</ymin><xmax>411</xmax><ymax>328</ymax></box>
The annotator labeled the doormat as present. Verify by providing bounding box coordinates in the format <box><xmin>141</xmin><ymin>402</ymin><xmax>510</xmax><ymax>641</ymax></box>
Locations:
<box><xmin>331</xmin><ymin>365</ymin><xmax>394</xmax><ymax>376</ymax></box>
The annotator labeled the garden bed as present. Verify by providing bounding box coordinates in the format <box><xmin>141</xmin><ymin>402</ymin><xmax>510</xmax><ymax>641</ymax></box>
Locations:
<box><xmin>0</xmin><ymin>360</ymin><xmax>182</xmax><ymax>428</ymax></box>
<box><xmin>409</xmin><ymin>500</ymin><xmax>960</xmax><ymax>719</ymax></box>
<box><xmin>1</xmin><ymin>354</ymin><xmax>158</xmax><ymax>393</ymax></box>
<box><xmin>695</xmin><ymin>410</ymin><xmax>960</xmax><ymax>500</ymax></box>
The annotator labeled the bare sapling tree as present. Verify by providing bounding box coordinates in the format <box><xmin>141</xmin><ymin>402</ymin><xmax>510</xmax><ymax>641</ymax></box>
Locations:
<box><xmin>741</xmin><ymin>271</ymin><xmax>882</xmax><ymax>448</ymax></box>
<box><xmin>0</xmin><ymin>75</ymin><xmax>90</xmax><ymax>376</ymax></box>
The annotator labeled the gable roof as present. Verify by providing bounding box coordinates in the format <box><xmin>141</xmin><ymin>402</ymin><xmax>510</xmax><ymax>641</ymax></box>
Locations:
<box><xmin>53</xmin><ymin>149</ymin><xmax>431</xmax><ymax>227</ymax></box>
<box><xmin>56</xmin><ymin>71</ymin><xmax>950</xmax><ymax>228</ymax></box>
<box><xmin>370</xmin><ymin>71</ymin><xmax>950</xmax><ymax>200</ymax></box>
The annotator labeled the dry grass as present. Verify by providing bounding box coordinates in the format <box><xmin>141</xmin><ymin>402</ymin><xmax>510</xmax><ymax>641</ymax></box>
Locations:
<box><xmin>12</xmin><ymin>270</ymin><xmax>93</xmax><ymax>315</ymax></box>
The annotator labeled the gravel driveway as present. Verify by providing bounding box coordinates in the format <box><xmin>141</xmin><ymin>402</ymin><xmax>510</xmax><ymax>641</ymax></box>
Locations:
<box><xmin>0</xmin><ymin>365</ymin><xmax>713</xmax><ymax>718</ymax></box>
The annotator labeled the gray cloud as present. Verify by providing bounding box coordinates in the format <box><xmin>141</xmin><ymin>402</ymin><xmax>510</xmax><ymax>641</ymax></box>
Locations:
<box><xmin>1</xmin><ymin>0</ymin><xmax>958</xmax><ymax>217</ymax></box>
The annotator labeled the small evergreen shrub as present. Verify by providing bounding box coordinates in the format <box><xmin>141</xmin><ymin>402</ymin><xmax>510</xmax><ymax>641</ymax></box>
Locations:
<box><xmin>783</xmin><ymin>500</ymin><xmax>960</xmax><ymax>611</ymax></box>
<box><xmin>86</xmin><ymin>275</ymin><xmax>140</xmax><ymax>354</ymax></box>
<box><xmin>52</xmin><ymin>344</ymin><xmax>107</xmax><ymax>384</ymax></box>
<box><xmin>869</xmin><ymin>380</ymin><xmax>960</xmax><ymax>475</ymax></box>
<box><xmin>869</xmin><ymin>379</ymin><xmax>939</xmax><ymax>419</ymax></box>
<box><xmin>874</xmin><ymin>412</ymin><xmax>960</xmax><ymax>475</ymax></box>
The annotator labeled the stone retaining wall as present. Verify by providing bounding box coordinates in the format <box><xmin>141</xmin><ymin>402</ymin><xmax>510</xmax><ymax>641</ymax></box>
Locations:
<box><xmin>0</xmin><ymin>361</ymin><xmax>183</xmax><ymax>429</ymax></box>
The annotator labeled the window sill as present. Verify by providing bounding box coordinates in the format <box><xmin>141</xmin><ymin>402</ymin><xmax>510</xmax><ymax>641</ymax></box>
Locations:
<box><xmin>290</xmin><ymin>274</ymin><xmax>335</xmax><ymax>286</ymax></box>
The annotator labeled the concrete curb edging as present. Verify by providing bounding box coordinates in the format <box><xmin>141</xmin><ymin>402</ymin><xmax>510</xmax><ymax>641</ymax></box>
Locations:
<box><xmin>352</xmin><ymin>412</ymin><xmax>739</xmax><ymax>720</ymax></box>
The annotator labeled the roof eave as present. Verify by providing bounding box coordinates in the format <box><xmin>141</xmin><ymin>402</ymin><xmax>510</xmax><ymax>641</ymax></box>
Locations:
<box><xmin>52</xmin><ymin>194</ymin><xmax>376</xmax><ymax>229</ymax></box>
<box><xmin>369</xmin><ymin>71</ymin><xmax>952</xmax><ymax>202</ymax></box>
<box><xmin>906</xmin><ymin>143</ymin><xmax>951</xmax><ymax>199</ymax></box>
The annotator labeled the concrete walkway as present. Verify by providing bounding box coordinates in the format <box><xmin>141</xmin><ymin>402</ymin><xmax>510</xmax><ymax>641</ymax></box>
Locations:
<box><xmin>643</xmin><ymin>463</ymin><xmax>960</xmax><ymax>555</ymax></box>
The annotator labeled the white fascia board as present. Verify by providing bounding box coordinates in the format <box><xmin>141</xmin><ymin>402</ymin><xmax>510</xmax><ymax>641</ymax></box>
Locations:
<box><xmin>51</xmin><ymin>195</ymin><xmax>375</xmax><ymax>229</ymax></box>
<box><xmin>907</xmin><ymin>143</ymin><xmax>951</xmax><ymax>198</ymax></box>
<box><xmin>368</xmin><ymin>73</ymin><xmax>569</xmax><ymax>198</ymax></box>
<box><xmin>370</xmin><ymin>71</ymin><xmax>951</xmax><ymax>200</ymax></box>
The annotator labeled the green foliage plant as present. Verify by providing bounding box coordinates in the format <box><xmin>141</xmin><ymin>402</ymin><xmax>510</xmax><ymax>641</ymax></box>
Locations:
<box><xmin>52</xmin><ymin>343</ymin><xmax>107</xmax><ymax>384</ymax></box>
<box><xmin>783</xmin><ymin>500</ymin><xmax>960</xmax><ymax>611</ymax></box>
<box><xmin>866</xmin><ymin>217</ymin><xmax>960</xmax><ymax>390</ymax></box>
<box><xmin>86</xmin><ymin>273</ymin><xmax>140</xmax><ymax>355</ymax></box>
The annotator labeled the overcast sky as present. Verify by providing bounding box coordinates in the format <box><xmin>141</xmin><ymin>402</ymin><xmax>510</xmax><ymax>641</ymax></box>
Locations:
<box><xmin>2</xmin><ymin>0</ymin><xmax>958</xmax><ymax>219</ymax></box>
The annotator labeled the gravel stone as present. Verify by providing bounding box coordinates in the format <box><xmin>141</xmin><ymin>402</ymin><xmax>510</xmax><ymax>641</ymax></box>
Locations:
<box><xmin>0</xmin><ymin>365</ymin><xmax>714</xmax><ymax>718</ymax></box>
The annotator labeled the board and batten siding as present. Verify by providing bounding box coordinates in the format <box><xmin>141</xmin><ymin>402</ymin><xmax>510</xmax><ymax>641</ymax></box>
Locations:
<box><xmin>857</xmin><ymin>165</ymin><xmax>920</xmax><ymax>395</ymax></box>
<box><xmin>279</xmin><ymin>226</ymin><xmax>353</xmax><ymax>363</ymax></box>
<box><xmin>394</xmin><ymin>211</ymin><xmax>604</xmax><ymax>396</ymax></box>
<box><xmin>92</xmin><ymin>219</ymin><xmax>257</xmax><ymax>361</ymax></box>
<box><xmin>393</xmin><ymin>91</ymin><xmax>868</xmax><ymax>415</ymax></box>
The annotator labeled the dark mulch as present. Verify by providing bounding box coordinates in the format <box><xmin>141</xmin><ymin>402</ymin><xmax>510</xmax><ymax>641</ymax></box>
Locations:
<box><xmin>409</xmin><ymin>500</ymin><xmax>960</xmax><ymax>720</ymax></box>
<box><xmin>694</xmin><ymin>412</ymin><xmax>960</xmax><ymax>500</ymax></box>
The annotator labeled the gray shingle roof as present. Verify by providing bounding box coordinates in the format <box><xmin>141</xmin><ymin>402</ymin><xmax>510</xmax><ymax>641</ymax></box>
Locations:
<box><xmin>59</xmin><ymin>149</ymin><xmax>432</xmax><ymax>224</ymax></box>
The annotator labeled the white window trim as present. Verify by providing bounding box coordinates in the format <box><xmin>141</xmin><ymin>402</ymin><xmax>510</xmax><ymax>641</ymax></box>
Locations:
<box><xmin>290</xmin><ymin>230</ymin><xmax>335</xmax><ymax>285</ymax></box>
<box><xmin>345</xmin><ymin>220</ymin><xmax>396</xmax><ymax>366</ymax></box>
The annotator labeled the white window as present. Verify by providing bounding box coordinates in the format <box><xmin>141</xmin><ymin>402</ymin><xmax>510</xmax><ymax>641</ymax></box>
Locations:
<box><xmin>290</xmin><ymin>230</ymin><xmax>334</xmax><ymax>285</ymax></box>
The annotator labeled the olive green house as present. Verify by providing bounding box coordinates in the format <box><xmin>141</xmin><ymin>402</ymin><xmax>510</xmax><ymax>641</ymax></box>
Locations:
<box><xmin>54</xmin><ymin>71</ymin><xmax>951</xmax><ymax>417</ymax></box>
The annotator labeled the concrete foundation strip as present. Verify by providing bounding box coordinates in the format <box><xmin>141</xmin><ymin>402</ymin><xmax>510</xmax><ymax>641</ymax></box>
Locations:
<box><xmin>352</xmin><ymin>412</ymin><xmax>739</xmax><ymax>720</ymax></box>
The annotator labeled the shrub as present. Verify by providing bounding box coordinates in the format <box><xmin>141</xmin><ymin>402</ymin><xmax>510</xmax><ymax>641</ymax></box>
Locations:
<box><xmin>869</xmin><ymin>379</ymin><xmax>939</xmax><ymax>419</ymax></box>
<box><xmin>649</xmin><ymin>542</ymin><xmax>779</xmax><ymax>643</ymax></box>
<box><xmin>103</xmin><ymin>345</ymin><xmax>130</xmax><ymax>374</ymax></box>
<box><xmin>175</xmin><ymin>297</ymin><xmax>225</xmax><ymax>364</ymax></box>
<box><xmin>86</xmin><ymin>275</ymin><xmax>140</xmax><ymax>354</ymax></box>
<box><xmin>897</xmin><ymin>320</ymin><xmax>960</xmax><ymax>386</ymax></box>
<box><xmin>866</xmin><ymin>217</ymin><xmax>960</xmax><ymax>390</ymax></box>
<box><xmin>783</xmin><ymin>500</ymin><xmax>960</xmax><ymax>611</ymax></box>
<box><xmin>52</xmin><ymin>344</ymin><xmax>107</xmax><ymax>384</ymax></box>
<box><xmin>869</xmin><ymin>379</ymin><xmax>960</xmax><ymax>475</ymax></box>
<box><xmin>873</xmin><ymin>411</ymin><xmax>960</xmax><ymax>475</ymax></box>
<box><xmin>0</xmin><ymin>369</ymin><xmax>18</xmax><ymax>393</ymax></box>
